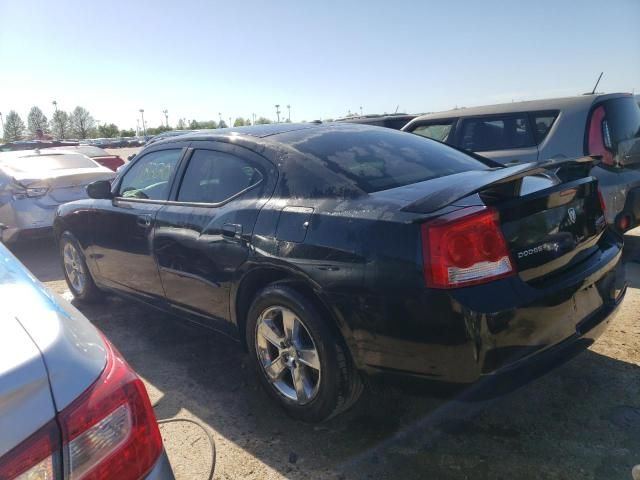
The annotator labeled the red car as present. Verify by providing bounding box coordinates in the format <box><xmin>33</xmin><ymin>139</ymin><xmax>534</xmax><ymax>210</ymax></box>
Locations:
<box><xmin>45</xmin><ymin>145</ymin><xmax>125</xmax><ymax>171</ymax></box>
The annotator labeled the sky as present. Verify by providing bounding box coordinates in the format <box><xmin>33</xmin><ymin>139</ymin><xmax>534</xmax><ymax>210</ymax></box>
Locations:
<box><xmin>1</xmin><ymin>0</ymin><xmax>639</xmax><ymax>131</ymax></box>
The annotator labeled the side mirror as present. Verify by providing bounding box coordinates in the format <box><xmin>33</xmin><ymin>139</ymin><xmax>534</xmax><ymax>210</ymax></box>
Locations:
<box><xmin>87</xmin><ymin>180</ymin><xmax>113</xmax><ymax>199</ymax></box>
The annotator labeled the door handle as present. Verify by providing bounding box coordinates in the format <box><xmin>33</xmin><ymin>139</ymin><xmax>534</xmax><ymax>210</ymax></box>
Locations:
<box><xmin>137</xmin><ymin>215</ymin><xmax>152</xmax><ymax>228</ymax></box>
<box><xmin>222</xmin><ymin>223</ymin><xmax>242</xmax><ymax>238</ymax></box>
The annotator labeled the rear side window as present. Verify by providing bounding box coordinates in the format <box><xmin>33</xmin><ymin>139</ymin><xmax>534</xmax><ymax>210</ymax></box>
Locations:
<box><xmin>531</xmin><ymin>112</ymin><xmax>558</xmax><ymax>143</ymax></box>
<box><xmin>602</xmin><ymin>97</ymin><xmax>640</xmax><ymax>143</ymax></box>
<box><xmin>459</xmin><ymin>115</ymin><xmax>535</xmax><ymax>152</ymax></box>
<box><xmin>177</xmin><ymin>150</ymin><xmax>262</xmax><ymax>203</ymax></box>
<box><xmin>274</xmin><ymin>127</ymin><xmax>489</xmax><ymax>196</ymax></box>
<box><xmin>410</xmin><ymin>122</ymin><xmax>454</xmax><ymax>142</ymax></box>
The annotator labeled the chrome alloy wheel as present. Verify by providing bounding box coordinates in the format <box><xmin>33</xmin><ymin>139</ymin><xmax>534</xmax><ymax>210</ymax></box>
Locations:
<box><xmin>63</xmin><ymin>242</ymin><xmax>86</xmax><ymax>294</ymax></box>
<box><xmin>255</xmin><ymin>305</ymin><xmax>321</xmax><ymax>405</ymax></box>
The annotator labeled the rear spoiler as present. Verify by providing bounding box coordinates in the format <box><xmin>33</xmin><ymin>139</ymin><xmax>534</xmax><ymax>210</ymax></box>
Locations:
<box><xmin>401</xmin><ymin>156</ymin><xmax>600</xmax><ymax>214</ymax></box>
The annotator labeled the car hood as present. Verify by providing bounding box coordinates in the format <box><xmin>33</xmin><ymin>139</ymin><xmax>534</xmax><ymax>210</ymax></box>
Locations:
<box><xmin>0</xmin><ymin>244</ymin><xmax>107</xmax><ymax>414</ymax></box>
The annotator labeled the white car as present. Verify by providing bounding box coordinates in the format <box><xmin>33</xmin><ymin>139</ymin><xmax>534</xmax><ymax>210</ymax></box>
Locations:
<box><xmin>0</xmin><ymin>242</ymin><xmax>174</xmax><ymax>479</ymax></box>
<box><xmin>0</xmin><ymin>150</ymin><xmax>115</xmax><ymax>243</ymax></box>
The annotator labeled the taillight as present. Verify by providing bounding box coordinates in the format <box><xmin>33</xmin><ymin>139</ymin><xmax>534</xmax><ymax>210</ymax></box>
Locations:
<box><xmin>0</xmin><ymin>336</ymin><xmax>162</xmax><ymax>480</ymax></box>
<box><xmin>421</xmin><ymin>207</ymin><xmax>515</xmax><ymax>288</ymax></box>
<box><xmin>598</xmin><ymin>190</ymin><xmax>607</xmax><ymax>216</ymax></box>
<box><xmin>587</xmin><ymin>105</ymin><xmax>615</xmax><ymax>167</ymax></box>
<box><xmin>58</xmin><ymin>337</ymin><xmax>162</xmax><ymax>480</ymax></box>
<box><xmin>0</xmin><ymin>420</ymin><xmax>60</xmax><ymax>479</ymax></box>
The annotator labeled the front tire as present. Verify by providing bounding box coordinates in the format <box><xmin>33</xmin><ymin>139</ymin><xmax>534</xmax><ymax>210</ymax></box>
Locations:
<box><xmin>246</xmin><ymin>284</ymin><xmax>362</xmax><ymax>422</ymax></box>
<box><xmin>59</xmin><ymin>231</ymin><xmax>102</xmax><ymax>302</ymax></box>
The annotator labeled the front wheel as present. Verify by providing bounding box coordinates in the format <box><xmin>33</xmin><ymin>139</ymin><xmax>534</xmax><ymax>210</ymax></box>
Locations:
<box><xmin>59</xmin><ymin>231</ymin><xmax>103</xmax><ymax>302</ymax></box>
<box><xmin>246</xmin><ymin>284</ymin><xmax>362</xmax><ymax>422</ymax></box>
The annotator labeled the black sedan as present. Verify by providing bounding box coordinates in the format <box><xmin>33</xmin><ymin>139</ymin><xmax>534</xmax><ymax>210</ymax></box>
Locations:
<box><xmin>54</xmin><ymin>123</ymin><xmax>626</xmax><ymax>422</ymax></box>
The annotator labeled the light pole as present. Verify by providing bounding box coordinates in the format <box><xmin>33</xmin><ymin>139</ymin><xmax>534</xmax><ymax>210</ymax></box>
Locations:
<box><xmin>359</xmin><ymin>106</ymin><xmax>363</xmax><ymax>116</ymax></box>
<box><xmin>287</xmin><ymin>105</ymin><xmax>291</xmax><ymax>122</ymax></box>
<box><xmin>252</xmin><ymin>113</ymin><xmax>256</xmax><ymax>125</ymax></box>
<box><xmin>275</xmin><ymin>104</ymin><xmax>281</xmax><ymax>123</ymax></box>
<box><xmin>0</xmin><ymin>112</ymin><xmax>4</xmax><ymax>138</ymax></box>
<box><xmin>139</xmin><ymin>109</ymin><xmax>146</xmax><ymax>137</ymax></box>
<box><xmin>51</xmin><ymin>100</ymin><xmax>64</xmax><ymax>139</ymax></box>
<box><xmin>136</xmin><ymin>119</ymin><xmax>140</xmax><ymax>136</ymax></box>
<box><xmin>162</xmin><ymin>109</ymin><xmax>169</xmax><ymax>128</ymax></box>
<box><xmin>218</xmin><ymin>112</ymin><xmax>222</xmax><ymax>127</ymax></box>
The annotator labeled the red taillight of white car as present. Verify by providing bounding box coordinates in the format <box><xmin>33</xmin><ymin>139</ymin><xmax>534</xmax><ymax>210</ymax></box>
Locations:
<box><xmin>0</xmin><ymin>337</ymin><xmax>162</xmax><ymax>480</ymax></box>
<box><xmin>422</xmin><ymin>207</ymin><xmax>515</xmax><ymax>288</ymax></box>
<box><xmin>588</xmin><ymin>105</ymin><xmax>616</xmax><ymax>167</ymax></box>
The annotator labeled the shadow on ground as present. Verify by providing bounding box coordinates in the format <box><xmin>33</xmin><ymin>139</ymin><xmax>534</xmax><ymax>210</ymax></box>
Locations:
<box><xmin>9</xmin><ymin>232</ymin><xmax>640</xmax><ymax>479</ymax></box>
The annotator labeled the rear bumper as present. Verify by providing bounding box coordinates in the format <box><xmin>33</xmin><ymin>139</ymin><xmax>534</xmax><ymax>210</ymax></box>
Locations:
<box><xmin>0</xmin><ymin>198</ymin><xmax>57</xmax><ymax>243</ymax></box>
<box><xmin>350</xmin><ymin>230</ymin><xmax>625</xmax><ymax>384</ymax></box>
<box><xmin>145</xmin><ymin>449</ymin><xmax>175</xmax><ymax>480</ymax></box>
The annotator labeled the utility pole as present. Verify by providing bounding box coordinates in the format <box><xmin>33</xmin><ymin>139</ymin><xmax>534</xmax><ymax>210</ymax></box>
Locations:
<box><xmin>275</xmin><ymin>104</ymin><xmax>281</xmax><ymax>123</ymax></box>
<box><xmin>139</xmin><ymin>109</ymin><xmax>146</xmax><ymax>137</ymax></box>
<box><xmin>52</xmin><ymin>100</ymin><xmax>58</xmax><ymax>113</ymax></box>
<box><xmin>218</xmin><ymin>112</ymin><xmax>222</xmax><ymax>127</ymax></box>
<box><xmin>252</xmin><ymin>113</ymin><xmax>256</xmax><ymax>125</ymax></box>
<box><xmin>229</xmin><ymin>117</ymin><xmax>232</xmax><ymax>128</ymax></box>
<box><xmin>136</xmin><ymin>119</ymin><xmax>140</xmax><ymax>136</ymax></box>
<box><xmin>0</xmin><ymin>112</ymin><xmax>4</xmax><ymax>138</ymax></box>
<box><xmin>287</xmin><ymin>105</ymin><xmax>291</xmax><ymax>122</ymax></box>
<box><xmin>359</xmin><ymin>106</ymin><xmax>363</xmax><ymax>116</ymax></box>
<box><xmin>162</xmin><ymin>109</ymin><xmax>169</xmax><ymax>128</ymax></box>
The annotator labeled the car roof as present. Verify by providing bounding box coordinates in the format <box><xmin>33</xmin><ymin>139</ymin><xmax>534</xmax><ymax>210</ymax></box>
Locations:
<box><xmin>0</xmin><ymin>149</ymin><xmax>90</xmax><ymax>160</ymax></box>
<box><xmin>408</xmin><ymin>93</ymin><xmax>633</xmax><ymax>122</ymax></box>
<box><xmin>160</xmin><ymin>122</ymin><xmax>323</xmax><ymax>143</ymax></box>
<box><xmin>44</xmin><ymin>145</ymin><xmax>110</xmax><ymax>157</ymax></box>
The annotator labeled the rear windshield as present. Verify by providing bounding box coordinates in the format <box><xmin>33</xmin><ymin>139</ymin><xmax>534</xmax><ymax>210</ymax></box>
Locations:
<box><xmin>603</xmin><ymin>97</ymin><xmax>640</xmax><ymax>143</ymax></box>
<box><xmin>0</xmin><ymin>153</ymin><xmax>98</xmax><ymax>172</ymax></box>
<box><xmin>276</xmin><ymin>126</ymin><xmax>489</xmax><ymax>196</ymax></box>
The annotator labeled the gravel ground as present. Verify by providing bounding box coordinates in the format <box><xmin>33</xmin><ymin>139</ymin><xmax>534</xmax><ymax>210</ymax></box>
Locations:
<box><xmin>9</xmin><ymin>229</ymin><xmax>640</xmax><ymax>480</ymax></box>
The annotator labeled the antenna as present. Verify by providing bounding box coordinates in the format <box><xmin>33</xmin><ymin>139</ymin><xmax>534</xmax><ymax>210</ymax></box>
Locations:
<box><xmin>394</xmin><ymin>105</ymin><xmax>399</xmax><ymax>113</ymax></box>
<box><xmin>590</xmin><ymin>72</ymin><xmax>603</xmax><ymax>95</ymax></box>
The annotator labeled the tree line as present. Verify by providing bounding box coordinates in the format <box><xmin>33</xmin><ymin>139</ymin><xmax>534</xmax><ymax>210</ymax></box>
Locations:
<box><xmin>2</xmin><ymin>106</ymin><xmax>279</xmax><ymax>143</ymax></box>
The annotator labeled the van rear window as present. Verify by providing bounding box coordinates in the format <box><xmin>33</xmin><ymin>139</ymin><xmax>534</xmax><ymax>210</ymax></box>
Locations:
<box><xmin>603</xmin><ymin>97</ymin><xmax>640</xmax><ymax>143</ymax></box>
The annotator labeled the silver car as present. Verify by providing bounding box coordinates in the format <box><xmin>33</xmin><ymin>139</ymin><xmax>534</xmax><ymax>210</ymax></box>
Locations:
<box><xmin>0</xmin><ymin>242</ymin><xmax>174</xmax><ymax>479</ymax></box>
<box><xmin>403</xmin><ymin>93</ymin><xmax>640</xmax><ymax>231</ymax></box>
<box><xmin>0</xmin><ymin>150</ymin><xmax>115</xmax><ymax>243</ymax></box>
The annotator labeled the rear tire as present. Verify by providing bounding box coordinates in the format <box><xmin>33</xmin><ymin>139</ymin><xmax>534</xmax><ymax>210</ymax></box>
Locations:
<box><xmin>246</xmin><ymin>284</ymin><xmax>362</xmax><ymax>422</ymax></box>
<box><xmin>59</xmin><ymin>231</ymin><xmax>103</xmax><ymax>303</ymax></box>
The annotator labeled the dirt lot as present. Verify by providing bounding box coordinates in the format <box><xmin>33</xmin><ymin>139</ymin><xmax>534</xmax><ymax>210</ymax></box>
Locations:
<box><xmin>9</xmin><ymin>230</ymin><xmax>640</xmax><ymax>480</ymax></box>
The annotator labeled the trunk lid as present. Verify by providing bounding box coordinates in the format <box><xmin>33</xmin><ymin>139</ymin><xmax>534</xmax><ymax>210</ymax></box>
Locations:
<box><xmin>0</xmin><ymin>313</ymin><xmax>56</xmax><ymax>457</ymax></box>
<box><xmin>400</xmin><ymin>157</ymin><xmax>606</xmax><ymax>282</ymax></box>
<box><xmin>492</xmin><ymin>176</ymin><xmax>606</xmax><ymax>282</ymax></box>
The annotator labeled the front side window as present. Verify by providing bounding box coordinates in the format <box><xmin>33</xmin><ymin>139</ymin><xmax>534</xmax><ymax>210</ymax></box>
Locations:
<box><xmin>118</xmin><ymin>149</ymin><xmax>182</xmax><ymax>200</ymax></box>
<box><xmin>410</xmin><ymin>122</ymin><xmax>454</xmax><ymax>142</ymax></box>
<box><xmin>177</xmin><ymin>150</ymin><xmax>262</xmax><ymax>203</ymax></box>
<box><xmin>459</xmin><ymin>115</ymin><xmax>534</xmax><ymax>152</ymax></box>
